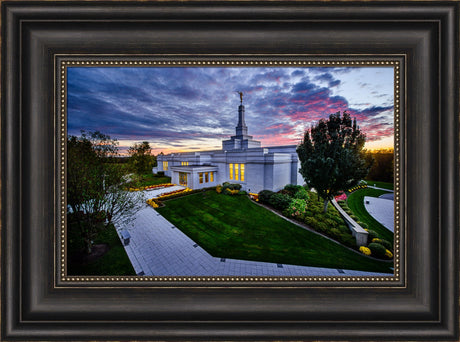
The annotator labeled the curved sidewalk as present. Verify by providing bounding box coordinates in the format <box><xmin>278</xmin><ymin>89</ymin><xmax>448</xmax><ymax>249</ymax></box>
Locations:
<box><xmin>364</xmin><ymin>196</ymin><xmax>394</xmax><ymax>233</ymax></box>
<box><xmin>116</xmin><ymin>189</ymin><xmax>392</xmax><ymax>277</ymax></box>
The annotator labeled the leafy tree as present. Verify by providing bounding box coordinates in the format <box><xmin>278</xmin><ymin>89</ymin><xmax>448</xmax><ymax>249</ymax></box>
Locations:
<box><xmin>128</xmin><ymin>141</ymin><xmax>156</xmax><ymax>174</ymax></box>
<box><xmin>67</xmin><ymin>131</ymin><xmax>141</xmax><ymax>254</ymax></box>
<box><xmin>365</xmin><ymin>149</ymin><xmax>394</xmax><ymax>182</ymax></box>
<box><xmin>297</xmin><ymin>111</ymin><xmax>371</xmax><ymax>212</ymax></box>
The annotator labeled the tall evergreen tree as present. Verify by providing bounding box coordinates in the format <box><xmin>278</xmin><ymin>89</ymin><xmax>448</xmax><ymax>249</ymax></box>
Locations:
<box><xmin>297</xmin><ymin>111</ymin><xmax>371</xmax><ymax>212</ymax></box>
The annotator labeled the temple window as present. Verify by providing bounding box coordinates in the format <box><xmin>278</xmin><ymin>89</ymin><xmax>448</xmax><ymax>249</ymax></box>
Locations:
<box><xmin>229</xmin><ymin>163</ymin><xmax>234</xmax><ymax>180</ymax></box>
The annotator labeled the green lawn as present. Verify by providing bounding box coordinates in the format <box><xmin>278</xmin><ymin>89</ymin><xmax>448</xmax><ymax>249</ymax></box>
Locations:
<box><xmin>366</xmin><ymin>180</ymin><xmax>394</xmax><ymax>190</ymax></box>
<box><xmin>347</xmin><ymin>188</ymin><xmax>394</xmax><ymax>243</ymax></box>
<box><xmin>156</xmin><ymin>191</ymin><xmax>393</xmax><ymax>273</ymax></box>
<box><xmin>68</xmin><ymin>222</ymin><xmax>135</xmax><ymax>276</ymax></box>
<box><xmin>132</xmin><ymin>173</ymin><xmax>171</xmax><ymax>187</ymax></box>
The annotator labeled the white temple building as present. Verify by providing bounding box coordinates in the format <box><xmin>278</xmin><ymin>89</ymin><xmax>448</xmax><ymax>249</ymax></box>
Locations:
<box><xmin>156</xmin><ymin>100</ymin><xmax>304</xmax><ymax>193</ymax></box>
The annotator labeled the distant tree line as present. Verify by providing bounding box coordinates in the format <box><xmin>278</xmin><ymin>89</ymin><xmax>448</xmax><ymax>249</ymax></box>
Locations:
<box><xmin>364</xmin><ymin>149</ymin><xmax>394</xmax><ymax>183</ymax></box>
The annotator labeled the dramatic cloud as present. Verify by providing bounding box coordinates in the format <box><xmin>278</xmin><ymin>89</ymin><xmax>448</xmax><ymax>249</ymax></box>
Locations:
<box><xmin>67</xmin><ymin>67</ymin><xmax>394</xmax><ymax>154</ymax></box>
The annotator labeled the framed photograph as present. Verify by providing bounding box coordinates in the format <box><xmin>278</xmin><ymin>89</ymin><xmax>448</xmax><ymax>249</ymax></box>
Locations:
<box><xmin>2</xmin><ymin>1</ymin><xmax>458</xmax><ymax>341</ymax></box>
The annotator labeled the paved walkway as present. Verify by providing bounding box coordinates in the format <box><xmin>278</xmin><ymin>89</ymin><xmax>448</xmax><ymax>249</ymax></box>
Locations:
<box><xmin>364</xmin><ymin>195</ymin><xmax>394</xmax><ymax>232</ymax></box>
<box><xmin>115</xmin><ymin>188</ymin><xmax>391</xmax><ymax>277</ymax></box>
<box><xmin>368</xmin><ymin>185</ymin><xmax>394</xmax><ymax>192</ymax></box>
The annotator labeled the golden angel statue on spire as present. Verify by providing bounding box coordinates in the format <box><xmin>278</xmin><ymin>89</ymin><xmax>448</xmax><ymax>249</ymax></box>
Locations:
<box><xmin>235</xmin><ymin>91</ymin><xmax>243</xmax><ymax>104</ymax></box>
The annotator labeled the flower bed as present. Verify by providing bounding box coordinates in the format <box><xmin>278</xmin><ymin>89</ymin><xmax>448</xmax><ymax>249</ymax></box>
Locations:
<box><xmin>146</xmin><ymin>198</ymin><xmax>160</xmax><ymax>208</ymax></box>
<box><xmin>146</xmin><ymin>187</ymin><xmax>216</xmax><ymax>209</ymax></box>
<box><xmin>157</xmin><ymin>188</ymin><xmax>192</xmax><ymax>199</ymax></box>
<box><xmin>146</xmin><ymin>188</ymin><xmax>191</xmax><ymax>208</ymax></box>
<box><xmin>335</xmin><ymin>193</ymin><xmax>347</xmax><ymax>201</ymax></box>
<box><xmin>128</xmin><ymin>183</ymin><xmax>175</xmax><ymax>192</ymax></box>
<box><xmin>249</xmin><ymin>193</ymin><xmax>259</xmax><ymax>202</ymax></box>
<box><xmin>347</xmin><ymin>184</ymin><xmax>368</xmax><ymax>193</ymax></box>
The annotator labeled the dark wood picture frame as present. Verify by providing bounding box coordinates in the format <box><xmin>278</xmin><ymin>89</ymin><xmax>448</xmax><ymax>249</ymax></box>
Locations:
<box><xmin>2</xmin><ymin>1</ymin><xmax>458</xmax><ymax>341</ymax></box>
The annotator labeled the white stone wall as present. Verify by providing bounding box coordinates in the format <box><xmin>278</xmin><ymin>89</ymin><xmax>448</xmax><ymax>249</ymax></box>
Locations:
<box><xmin>160</xmin><ymin>145</ymin><xmax>305</xmax><ymax>193</ymax></box>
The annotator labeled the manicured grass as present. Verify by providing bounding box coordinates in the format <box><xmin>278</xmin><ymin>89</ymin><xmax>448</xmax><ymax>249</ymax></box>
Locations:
<box><xmin>366</xmin><ymin>180</ymin><xmax>394</xmax><ymax>190</ymax></box>
<box><xmin>68</xmin><ymin>223</ymin><xmax>135</xmax><ymax>276</ymax></box>
<box><xmin>347</xmin><ymin>188</ymin><xmax>394</xmax><ymax>243</ymax></box>
<box><xmin>133</xmin><ymin>173</ymin><xmax>171</xmax><ymax>187</ymax></box>
<box><xmin>156</xmin><ymin>191</ymin><xmax>393</xmax><ymax>273</ymax></box>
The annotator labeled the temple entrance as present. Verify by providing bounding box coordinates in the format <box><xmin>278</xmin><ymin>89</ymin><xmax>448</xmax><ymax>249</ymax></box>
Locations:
<box><xmin>179</xmin><ymin>172</ymin><xmax>188</xmax><ymax>187</ymax></box>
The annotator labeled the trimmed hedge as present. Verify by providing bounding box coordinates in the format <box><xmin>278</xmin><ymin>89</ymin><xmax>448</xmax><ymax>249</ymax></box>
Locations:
<box><xmin>258</xmin><ymin>190</ymin><xmax>275</xmax><ymax>204</ymax></box>
<box><xmin>367</xmin><ymin>229</ymin><xmax>380</xmax><ymax>241</ymax></box>
<box><xmin>373</xmin><ymin>238</ymin><xmax>393</xmax><ymax>251</ymax></box>
<box><xmin>268</xmin><ymin>193</ymin><xmax>292</xmax><ymax>211</ymax></box>
<box><xmin>368</xmin><ymin>242</ymin><xmax>387</xmax><ymax>258</ymax></box>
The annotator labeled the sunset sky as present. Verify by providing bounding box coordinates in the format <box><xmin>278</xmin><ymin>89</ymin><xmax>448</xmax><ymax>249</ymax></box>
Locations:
<box><xmin>67</xmin><ymin>66</ymin><xmax>394</xmax><ymax>155</ymax></box>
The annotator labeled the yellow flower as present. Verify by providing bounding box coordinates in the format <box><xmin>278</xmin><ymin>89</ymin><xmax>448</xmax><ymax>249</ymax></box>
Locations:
<box><xmin>372</xmin><ymin>238</ymin><xmax>381</xmax><ymax>243</ymax></box>
<box><xmin>359</xmin><ymin>246</ymin><xmax>371</xmax><ymax>256</ymax></box>
<box><xmin>385</xmin><ymin>249</ymin><xmax>393</xmax><ymax>258</ymax></box>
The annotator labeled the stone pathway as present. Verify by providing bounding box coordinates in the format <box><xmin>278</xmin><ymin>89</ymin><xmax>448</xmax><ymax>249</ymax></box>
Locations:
<box><xmin>364</xmin><ymin>195</ymin><xmax>394</xmax><ymax>232</ymax></box>
<box><xmin>115</xmin><ymin>188</ymin><xmax>391</xmax><ymax>277</ymax></box>
<box><xmin>368</xmin><ymin>185</ymin><xmax>394</xmax><ymax>192</ymax></box>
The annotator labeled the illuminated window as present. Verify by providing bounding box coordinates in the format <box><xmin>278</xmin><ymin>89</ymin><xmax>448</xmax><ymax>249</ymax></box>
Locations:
<box><xmin>210</xmin><ymin>172</ymin><xmax>214</xmax><ymax>182</ymax></box>
<box><xmin>199</xmin><ymin>172</ymin><xmax>203</xmax><ymax>184</ymax></box>
<box><xmin>229</xmin><ymin>164</ymin><xmax>234</xmax><ymax>180</ymax></box>
<box><xmin>240</xmin><ymin>164</ymin><xmax>245</xmax><ymax>181</ymax></box>
<box><xmin>181</xmin><ymin>161</ymin><xmax>189</xmax><ymax>166</ymax></box>
<box><xmin>205</xmin><ymin>172</ymin><xmax>209</xmax><ymax>182</ymax></box>
<box><xmin>163</xmin><ymin>161</ymin><xmax>168</xmax><ymax>171</ymax></box>
<box><xmin>235</xmin><ymin>164</ymin><xmax>239</xmax><ymax>180</ymax></box>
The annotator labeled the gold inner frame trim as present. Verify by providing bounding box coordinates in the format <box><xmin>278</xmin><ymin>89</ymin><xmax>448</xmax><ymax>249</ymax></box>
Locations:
<box><xmin>58</xmin><ymin>58</ymin><xmax>402</xmax><ymax>285</ymax></box>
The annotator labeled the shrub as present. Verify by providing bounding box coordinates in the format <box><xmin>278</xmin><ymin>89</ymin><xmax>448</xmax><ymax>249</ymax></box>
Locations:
<box><xmin>338</xmin><ymin>224</ymin><xmax>349</xmax><ymax>234</ymax></box>
<box><xmin>368</xmin><ymin>242</ymin><xmax>387</xmax><ymax>258</ymax></box>
<box><xmin>372</xmin><ymin>238</ymin><xmax>393</xmax><ymax>251</ymax></box>
<box><xmin>222</xmin><ymin>183</ymin><xmax>242</xmax><ymax>191</ymax></box>
<box><xmin>293</xmin><ymin>187</ymin><xmax>310</xmax><ymax>201</ymax></box>
<box><xmin>367</xmin><ymin>229</ymin><xmax>380</xmax><ymax>241</ymax></box>
<box><xmin>283</xmin><ymin>184</ymin><xmax>303</xmax><ymax>194</ymax></box>
<box><xmin>157</xmin><ymin>171</ymin><xmax>165</xmax><ymax>176</ymax></box>
<box><xmin>358</xmin><ymin>222</ymin><xmax>368</xmax><ymax>229</ymax></box>
<box><xmin>339</xmin><ymin>234</ymin><xmax>357</xmax><ymax>248</ymax></box>
<box><xmin>315</xmin><ymin>221</ymin><xmax>328</xmax><ymax>233</ymax></box>
<box><xmin>284</xmin><ymin>198</ymin><xmax>308</xmax><ymax>218</ymax></box>
<box><xmin>337</xmin><ymin>200</ymin><xmax>346</xmax><ymax>205</ymax></box>
<box><xmin>349</xmin><ymin>214</ymin><xmax>359</xmax><ymax>220</ymax></box>
<box><xmin>268</xmin><ymin>193</ymin><xmax>292</xmax><ymax>211</ymax></box>
<box><xmin>324</xmin><ymin>218</ymin><xmax>338</xmax><ymax>227</ymax></box>
<box><xmin>216</xmin><ymin>185</ymin><xmax>222</xmax><ymax>193</ymax></box>
<box><xmin>330</xmin><ymin>228</ymin><xmax>341</xmax><ymax>239</ymax></box>
<box><xmin>304</xmin><ymin>216</ymin><xmax>318</xmax><ymax>227</ymax></box>
<box><xmin>258</xmin><ymin>190</ymin><xmax>274</xmax><ymax>204</ymax></box>
<box><xmin>331</xmin><ymin>216</ymin><xmax>344</xmax><ymax>225</ymax></box>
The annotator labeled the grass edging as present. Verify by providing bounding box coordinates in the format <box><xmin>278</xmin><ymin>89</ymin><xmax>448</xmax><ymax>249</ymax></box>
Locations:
<box><xmin>347</xmin><ymin>188</ymin><xmax>394</xmax><ymax>243</ymax></box>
